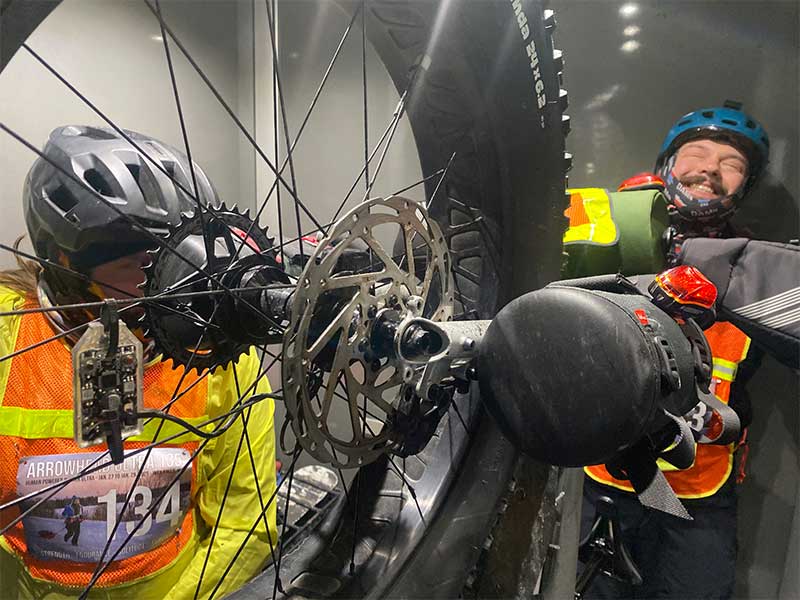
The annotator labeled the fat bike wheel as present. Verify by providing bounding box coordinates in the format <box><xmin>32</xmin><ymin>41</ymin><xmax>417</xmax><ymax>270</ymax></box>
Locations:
<box><xmin>0</xmin><ymin>1</ymin><xmax>570</xmax><ymax>598</ymax></box>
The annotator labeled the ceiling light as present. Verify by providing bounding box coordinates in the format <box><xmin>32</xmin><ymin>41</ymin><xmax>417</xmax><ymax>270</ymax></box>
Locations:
<box><xmin>623</xmin><ymin>25</ymin><xmax>640</xmax><ymax>36</ymax></box>
<box><xmin>619</xmin><ymin>3</ymin><xmax>639</xmax><ymax>18</ymax></box>
<box><xmin>621</xmin><ymin>40</ymin><xmax>641</xmax><ymax>53</ymax></box>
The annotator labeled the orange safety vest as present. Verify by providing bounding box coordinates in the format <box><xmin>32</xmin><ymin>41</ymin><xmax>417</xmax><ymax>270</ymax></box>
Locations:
<box><xmin>586</xmin><ymin>321</ymin><xmax>751</xmax><ymax>499</ymax></box>
<box><xmin>0</xmin><ymin>301</ymin><xmax>207</xmax><ymax>588</ymax></box>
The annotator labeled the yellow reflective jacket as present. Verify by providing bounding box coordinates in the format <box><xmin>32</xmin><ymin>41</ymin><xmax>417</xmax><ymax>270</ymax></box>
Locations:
<box><xmin>0</xmin><ymin>287</ymin><xmax>277</xmax><ymax>599</ymax></box>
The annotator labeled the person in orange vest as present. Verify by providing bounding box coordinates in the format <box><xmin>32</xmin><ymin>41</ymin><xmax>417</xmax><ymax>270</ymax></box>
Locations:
<box><xmin>0</xmin><ymin>126</ymin><xmax>277</xmax><ymax>599</ymax></box>
<box><xmin>576</xmin><ymin>103</ymin><xmax>769</xmax><ymax>598</ymax></box>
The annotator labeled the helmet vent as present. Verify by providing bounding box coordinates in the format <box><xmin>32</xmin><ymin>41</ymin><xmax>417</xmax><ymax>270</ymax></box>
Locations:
<box><xmin>701</xmin><ymin>111</ymin><xmax>714</xmax><ymax>118</ymax></box>
<box><xmin>163</xmin><ymin>161</ymin><xmax>191</xmax><ymax>191</ymax></box>
<box><xmin>48</xmin><ymin>185</ymin><xmax>79</xmax><ymax>213</ymax></box>
<box><xmin>126</xmin><ymin>162</ymin><xmax>169</xmax><ymax>215</ymax></box>
<box><xmin>721</xmin><ymin>118</ymin><xmax>738</xmax><ymax>126</ymax></box>
<box><xmin>162</xmin><ymin>161</ymin><xmax>194</xmax><ymax>199</ymax></box>
<box><xmin>81</xmin><ymin>127</ymin><xmax>117</xmax><ymax>141</ymax></box>
<box><xmin>126</xmin><ymin>163</ymin><xmax>140</xmax><ymax>180</ymax></box>
<box><xmin>84</xmin><ymin>168</ymin><xmax>114</xmax><ymax>197</ymax></box>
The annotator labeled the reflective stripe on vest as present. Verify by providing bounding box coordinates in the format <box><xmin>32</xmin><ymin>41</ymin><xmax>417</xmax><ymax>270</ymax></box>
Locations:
<box><xmin>585</xmin><ymin>321</ymin><xmax>751</xmax><ymax>499</ymax></box>
<box><xmin>712</xmin><ymin>357</ymin><xmax>739</xmax><ymax>382</ymax></box>
<box><xmin>563</xmin><ymin>188</ymin><xmax>619</xmax><ymax>246</ymax></box>
<box><xmin>0</xmin><ymin>405</ymin><xmax>210</xmax><ymax>442</ymax></box>
<box><xmin>0</xmin><ymin>303</ymin><xmax>208</xmax><ymax>588</ymax></box>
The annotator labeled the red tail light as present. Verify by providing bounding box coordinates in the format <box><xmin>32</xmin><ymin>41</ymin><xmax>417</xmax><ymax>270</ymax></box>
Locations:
<box><xmin>617</xmin><ymin>172</ymin><xmax>666</xmax><ymax>192</ymax></box>
<box><xmin>654</xmin><ymin>266</ymin><xmax>717</xmax><ymax>309</ymax></box>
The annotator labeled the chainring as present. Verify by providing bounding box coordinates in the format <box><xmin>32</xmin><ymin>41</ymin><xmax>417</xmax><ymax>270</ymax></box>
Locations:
<box><xmin>141</xmin><ymin>204</ymin><xmax>281</xmax><ymax>373</ymax></box>
<box><xmin>282</xmin><ymin>196</ymin><xmax>453</xmax><ymax>468</ymax></box>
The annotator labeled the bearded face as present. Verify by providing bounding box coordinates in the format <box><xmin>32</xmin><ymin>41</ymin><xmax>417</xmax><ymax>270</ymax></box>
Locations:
<box><xmin>672</xmin><ymin>139</ymin><xmax>749</xmax><ymax>201</ymax></box>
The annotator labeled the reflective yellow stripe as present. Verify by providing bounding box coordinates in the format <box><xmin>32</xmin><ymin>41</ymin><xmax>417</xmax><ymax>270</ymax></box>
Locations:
<box><xmin>712</xmin><ymin>357</ymin><xmax>738</xmax><ymax>382</ymax></box>
<box><xmin>656</xmin><ymin>456</ymin><xmax>695</xmax><ymax>472</ymax></box>
<box><xmin>563</xmin><ymin>188</ymin><xmax>619</xmax><ymax>246</ymax></box>
<box><xmin>669</xmin><ymin>451</ymin><xmax>734</xmax><ymax>500</ymax></box>
<box><xmin>586</xmin><ymin>451</ymin><xmax>735</xmax><ymax>499</ymax></box>
<box><xmin>740</xmin><ymin>336</ymin><xmax>752</xmax><ymax>361</ymax></box>
<box><xmin>0</xmin><ymin>289</ymin><xmax>25</xmax><ymax>408</ymax></box>
<box><xmin>0</xmin><ymin>405</ymin><xmax>208</xmax><ymax>443</ymax></box>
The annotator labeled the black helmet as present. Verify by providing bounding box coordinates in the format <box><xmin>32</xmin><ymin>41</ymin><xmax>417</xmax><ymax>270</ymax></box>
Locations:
<box><xmin>24</xmin><ymin>125</ymin><xmax>219</xmax><ymax>311</ymax></box>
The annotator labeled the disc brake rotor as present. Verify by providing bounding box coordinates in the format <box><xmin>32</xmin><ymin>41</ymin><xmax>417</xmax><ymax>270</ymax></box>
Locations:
<box><xmin>141</xmin><ymin>205</ymin><xmax>282</xmax><ymax>372</ymax></box>
<box><xmin>282</xmin><ymin>196</ymin><xmax>453</xmax><ymax>468</ymax></box>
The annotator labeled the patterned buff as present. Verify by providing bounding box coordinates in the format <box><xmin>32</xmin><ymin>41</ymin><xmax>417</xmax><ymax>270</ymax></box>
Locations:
<box><xmin>658</xmin><ymin>153</ymin><xmax>746</xmax><ymax>224</ymax></box>
<box><xmin>658</xmin><ymin>153</ymin><xmax>745</xmax><ymax>266</ymax></box>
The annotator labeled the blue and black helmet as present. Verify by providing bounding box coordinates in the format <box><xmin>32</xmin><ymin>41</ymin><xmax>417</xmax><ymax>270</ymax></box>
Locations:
<box><xmin>655</xmin><ymin>101</ymin><xmax>770</xmax><ymax>190</ymax></box>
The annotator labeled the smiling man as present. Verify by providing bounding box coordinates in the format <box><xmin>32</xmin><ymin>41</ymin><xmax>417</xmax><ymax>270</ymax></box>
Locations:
<box><xmin>576</xmin><ymin>102</ymin><xmax>772</xmax><ymax>599</ymax></box>
<box><xmin>654</xmin><ymin>101</ymin><xmax>770</xmax><ymax>263</ymax></box>
<box><xmin>670</xmin><ymin>139</ymin><xmax>747</xmax><ymax>206</ymax></box>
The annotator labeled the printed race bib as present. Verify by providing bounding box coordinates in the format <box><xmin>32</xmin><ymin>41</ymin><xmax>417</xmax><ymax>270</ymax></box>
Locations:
<box><xmin>16</xmin><ymin>449</ymin><xmax>192</xmax><ymax>563</ymax></box>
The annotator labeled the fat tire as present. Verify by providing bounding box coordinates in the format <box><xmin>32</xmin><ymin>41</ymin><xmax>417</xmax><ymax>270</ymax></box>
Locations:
<box><xmin>0</xmin><ymin>1</ymin><xmax>569</xmax><ymax>598</ymax></box>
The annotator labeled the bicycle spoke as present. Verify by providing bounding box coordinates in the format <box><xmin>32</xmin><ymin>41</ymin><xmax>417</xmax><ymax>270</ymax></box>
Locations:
<box><xmin>87</xmin><ymin>301</ymin><xmax>229</xmax><ymax>587</ymax></box>
<box><xmin>329</xmin><ymin>96</ymin><xmax>407</xmax><ymax>229</ymax></box>
<box><xmin>270</xmin><ymin>446</ymin><xmax>300</xmax><ymax>598</ymax></box>
<box><xmin>154</xmin><ymin>0</ymin><xmax>216</xmax><ymax>268</ymax></box>
<box><xmin>0</xmin><ymin>453</ymin><xmax>108</xmax><ymax>536</ymax></box>
<box><xmin>265</xmin><ymin>0</ymin><xmax>305</xmax><ymax>263</ymax></box>
<box><xmin>0</xmin><ymin>240</ymin><xmax>135</xmax><ymax>302</ymax></box>
<box><xmin>227</xmin><ymin>4</ymin><xmax>362</xmax><ymax>273</ymax></box>
<box><xmin>390</xmin><ymin>167</ymin><xmax>446</xmax><ymax>197</ymax></box>
<box><xmin>342</xmin><ymin>397</ymin><xmax>418</xmax><ymax>507</ymax></box>
<box><xmin>392</xmin><ymin>457</ymin><xmax>426</xmax><ymax>524</ymax></box>
<box><xmin>362</xmin><ymin>430</ymin><xmax>425</xmax><ymax>525</ymax></box>
<box><xmin>1</xmin><ymin>393</ymin><xmax>272</xmax><ymax>520</ymax></box>
<box><xmin>79</xmin><ymin>379</ymin><xmax>278</xmax><ymax>596</ymax></box>
<box><xmin>360</xmin><ymin>0</ymin><xmax>377</xmax><ymax>303</ymax></box>
<box><xmin>271</xmin><ymin>0</ymin><xmax>287</xmax><ymax>266</ymax></box>
<box><xmin>194</xmin><ymin>346</ymin><xmax>282</xmax><ymax>598</ymax></box>
<box><xmin>361</xmin><ymin>0</ymin><xmax>370</xmax><ymax>192</ymax></box>
<box><xmin>250</xmin><ymin>203</ymin><xmax>422</xmax><ymax>269</ymax></box>
<box><xmin>334</xmin><ymin>379</ymin><xmax>384</xmax><ymax>422</ymax></box>
<box><xmin>241</xmin><ymin>346</ymin><xmax>279</xmax><ymax>570</ymax></box>
<box><xmin>346</xmin><ymin>334</ymin><xmax>362</xmax><ymax>575</ymax></box>
<box><xmin>197</xmin><ymin>449</ymin><xmax>300</xmax><ymax>600</ymax></box>
<box><xmin>451</xmin><ymin>266</ymin><xmax>470</xmax><ymax>319</ymax></box>
<box><xmin>328</xmin><ymin>39</ymin><xmax>428</xmax><ymax>227</ymax></box>
<box><xmin>141</xmin><ymin>0</ymin><xmax>327</xmax><ymax>234</ymax></box>
<box><xmin>206</xmin><ymin>347</ymin><xmax>281</xmax><ymax>590</ymax></box>
<box><xmin>81</xmin><ymin>441</ymin><xmax>208</xmax><ymax>597</ymax></box>
<box><xmin>0</xmin><ymin>319</ymin><xmax>87</xmax><ymax>364</ymax></box>
<box><xmin>20</xmin><ymin>44</ymin><xmax>217</xmax><ymax>216</ymax></box>
<box><xmin>425</xmin><ymin>151</ymin><xmax>456</xmax><ymax>210</ymax></box>
<box><xmin>362</xmin><ymin>89</ymin><xmax>410</xmax><ymax>203</ymax></box>
<box><xmin>88</xmin><ymin>308</ymin><xmax>282</xmax><ymax>579</ymax></box>
<box><xmin>193</xmin><ymin>361</ymin><xmax>252</xmax><ymax>598</ymax></box>
<box><xmin>21</xmin><ymin>38</ymin><xmax>294</xmax><ymax>274</ymax></box>
<box><xmin>87</xmin><ymin>287</ymin><xmax>281</xmax><ymax>591</ymax></box>
<box><xmin>1</xmin><ymin>123</ymin><xmax>286</xmax><ymax>334</ymax></box>
<box><xmin>0</xmin><ymin>285</ymin><xmax>280</xmax><ymax>318</ymax></box>
<box><xmin>0</xmin><ymin>295</ymin><xmax>220</xmax><ymax>332</ymax></box>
